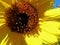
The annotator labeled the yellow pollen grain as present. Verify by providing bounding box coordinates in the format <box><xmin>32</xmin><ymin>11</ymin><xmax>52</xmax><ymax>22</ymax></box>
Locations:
<box><xmin>17</xmin><ymin>27</ymin><xmax>19</xmax><ymax>31</ymax></box>
<box><xmin>16</xmin><ymin>22</ymin><xmax>18</xmax><ymax>24</ymax></box>
<box><xmin>19</xmin><ymin>17</ymin><xmax>21</xmax><ymax>20</ymax></box>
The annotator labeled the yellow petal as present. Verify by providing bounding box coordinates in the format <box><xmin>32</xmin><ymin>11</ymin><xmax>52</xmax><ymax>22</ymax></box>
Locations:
<box><xmin>39</xmin><ymin>31</ymin><xmax>58</xmax><ymax>44</ymax></box>
<box><xmin>0</xmin><ymin>19</ymin><xmax>5</xmax><ymax>26</ymax></box>
<box><xmin>40</xmin><ymin>21</ymin><xmax>60</xmax><ymax>35</ymax></box>
<box><xmin>0</xmin><ymin>23</ymin><xmax>5</xmax><ymax>26</ymax></box>
<box><xmin>0</xmin><ymin>11</ymin><xmax>5</xmax><ymax>26</ymax></box>
<box><xmin>0</xmin><ymin>34</ymin><xmax>8</xmax><ymax>45</ymax></box>
<box><xmin>0</xmin><ymin>0</ymin><xmax>11</xmax><ymax>8</ymax></box>
<box><xmin>44</xmin><ymin>8</ymin><xmax>60</xmax><ymax>17</ymax></box>
<box><xmin>25</xmin><ymin>35</ymin><xmax>43</xmax><ymax>45</ymax></box>
<box><xmin>0</xmin><ymin>19</ymin><xmax>5</xmax><ymax>23</ymax></box>
<box><xmin>0</xmin><ymin>12</ymin><xmax>4</xmax><ymax>14</ymax></box>
<box><xmin>0</xmin><ymin>15</ymin><xmax>4</xmax><ymax>18</ymax></box>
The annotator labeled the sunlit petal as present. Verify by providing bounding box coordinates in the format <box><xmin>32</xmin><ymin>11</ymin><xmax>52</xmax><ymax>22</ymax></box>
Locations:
<box><xmin>0</xmin><ymin>12</ymin><xmax>4</xmax><ymax>14</ymax></box>
<box><xmin>0</xmin><ymin>0</ymin><xmax>11</xmax><ymax>8</ymax></box>
<box><xmin>0</xmin><ymin>15</ymin><xmax>4</xmax><ymax>18</ymax></box>
<box><xmin>40</xmin><ymin>21</ymin><xmax>60</xmax><ymax>35</ymax></box>
<box><xmin>0</xmin><ymin>18</ymin><xmax>5</xmax><ymax>26</ymax></box>
<box><xmin>0</xmin><ymin>19</ymin><xmax>5</xmax><ymax>23</ymax></box>
<box><xmin>0</xmin><ymin>11</ymin><xmax>5</xmax><ymax>26</ymax></box>
<box><xmin>0</xmin><ymin>23</ymin><xmax>5</xmax><ymax>26</ymax></box>
<box><xmin>44</xmin><ymin>8</ymin><xmax>60</xmax><ymax>18</ymax></box>
<box><xmin>0</xmin><ymin>24</ymin><xmax>9</xmax><ymax>44</ymax></box>
<box><xmin>39</xmin><ymin>31</ymin><xmax>58</xmax><ymax>44</ymax></box>
<box><xmin>0</xmin><ymin>34</ymin><xmax>8</xmax><ymax>45</ymax></box>
<box><xmin>0</xmin><ymin>12</ymin><xmax>5</xmax><ymax>16</ymax></box>
<box><xmin>25</xmin><ymin>35</ymin><xmax>43</xmax><ymax>45</ymax></box>
<box><xmin>0</xmin><ymin>11</ymin><xmax>5</xmax><ymax>19</ymax></box>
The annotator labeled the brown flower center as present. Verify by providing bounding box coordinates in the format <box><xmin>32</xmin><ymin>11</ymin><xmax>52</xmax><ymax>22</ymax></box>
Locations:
<box><xmin>5</xmin><ymin>2</ymin><xmax>38</xmax><ymax>33</ymax></box>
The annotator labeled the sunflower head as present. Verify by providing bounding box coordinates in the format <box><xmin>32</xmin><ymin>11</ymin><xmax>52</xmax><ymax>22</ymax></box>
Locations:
<box><xmin>0</xmin><ymin>0</ymin><xmax>58</xmax><ymax>45</ymax></box>
<box><xmin>5</xmin><ymin>1</ymin><xmax>39</xmax><ymax>34</ymax></box>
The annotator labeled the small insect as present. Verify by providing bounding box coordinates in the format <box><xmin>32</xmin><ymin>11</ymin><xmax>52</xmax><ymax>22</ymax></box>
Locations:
<box><xmin>5</xmin><ymin>1</ymin><xmax>38</xmax><ymax>34</ymax></box>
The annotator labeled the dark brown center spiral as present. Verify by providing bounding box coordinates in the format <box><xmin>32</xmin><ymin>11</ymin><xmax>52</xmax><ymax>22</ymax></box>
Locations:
<box><xmin>5</xmin><ymin>2</ymin><xmax>38</xmax><ymax>33</ymax></box>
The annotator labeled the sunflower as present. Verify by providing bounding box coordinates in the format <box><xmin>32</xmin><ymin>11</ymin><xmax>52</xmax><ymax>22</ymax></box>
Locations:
<box><xmin>0</xmin><ymin>0</ymin><xmax>60</xmax><ymax>45</ymax></box>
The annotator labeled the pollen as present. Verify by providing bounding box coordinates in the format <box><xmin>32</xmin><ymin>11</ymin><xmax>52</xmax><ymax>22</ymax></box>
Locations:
<box><xmin>5</xmin><ymin>2</ymin><xmax>38</xmax><ymax>34</ymax></box>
